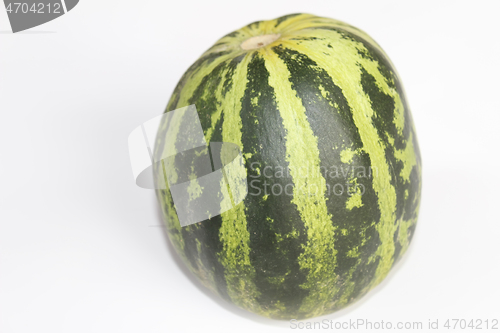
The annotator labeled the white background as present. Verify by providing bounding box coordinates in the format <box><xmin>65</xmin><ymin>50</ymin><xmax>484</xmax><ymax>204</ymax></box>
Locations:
<box><xmin>1</xmin><ymin>1</ymin><xmax>499</xmax><ymax>332</ymax></box>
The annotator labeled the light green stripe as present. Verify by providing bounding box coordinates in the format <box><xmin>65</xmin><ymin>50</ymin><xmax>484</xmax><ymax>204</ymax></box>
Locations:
<box><xmin>204</xmin><ymin>56</ymin><xmax>250</xmax><ymax>143</ymax></box>
<box><xmin>288</xmin><ymin>29</ymin><xmax>398</xmax><ymax>287</ymax></box>
<box><xmin>264</xmin><ymin>50</ymin><xmax>337</xmax><ymax>317</ymax></box>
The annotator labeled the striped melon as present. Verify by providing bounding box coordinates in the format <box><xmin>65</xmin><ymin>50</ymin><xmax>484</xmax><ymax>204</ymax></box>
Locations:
<box><xmin>153</xmin><ymin>13</ymin><xmax>422</xmax><ymax>319</ymax></box>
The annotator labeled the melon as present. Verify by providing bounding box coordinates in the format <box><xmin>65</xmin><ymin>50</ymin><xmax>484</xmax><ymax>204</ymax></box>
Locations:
<box><xmin>153</xmin><ymin>13</ymin><xmax>422</xmax><ymax>319</ymax></box>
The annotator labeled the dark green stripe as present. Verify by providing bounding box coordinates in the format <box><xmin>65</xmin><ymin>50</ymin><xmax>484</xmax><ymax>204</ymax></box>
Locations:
<box><xmin>359</xmin><ymin>68</ymin><xmax>416</xmax><ymax>266</ymax></box>
<box><xmin>174</xmin><ymin>56</ymin><xmax>251</xmax><ymax>301</ymax></box>
<box><xmin>341</xmin><ymin>23</ymin><xmax>421</xmax><ymax>263</ymax></box>
<box><xmin>314</xmin><ymin>24</ymin><xmax>421</xmax><ymax>265</ymax></box>
<box><xmin>178</xmin><ymin>110</ymin><xmax>230</xmax><ymax>301</ymax></box>
<box><xmin>273</xmin><ymin>46</ymin><xmax>383</xmax><ymax>307</ymax></box>
<box><xmin>240</xmin><ymin>53</ymin><xmax>309</xmax><ymax>315</ymax></box>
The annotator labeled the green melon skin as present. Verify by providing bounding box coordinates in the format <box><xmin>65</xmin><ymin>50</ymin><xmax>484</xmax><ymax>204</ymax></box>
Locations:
<box><xmin>153</xmin><ymin>13</ymin><xmax>422</xmax><ymax>320</ymax></box>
